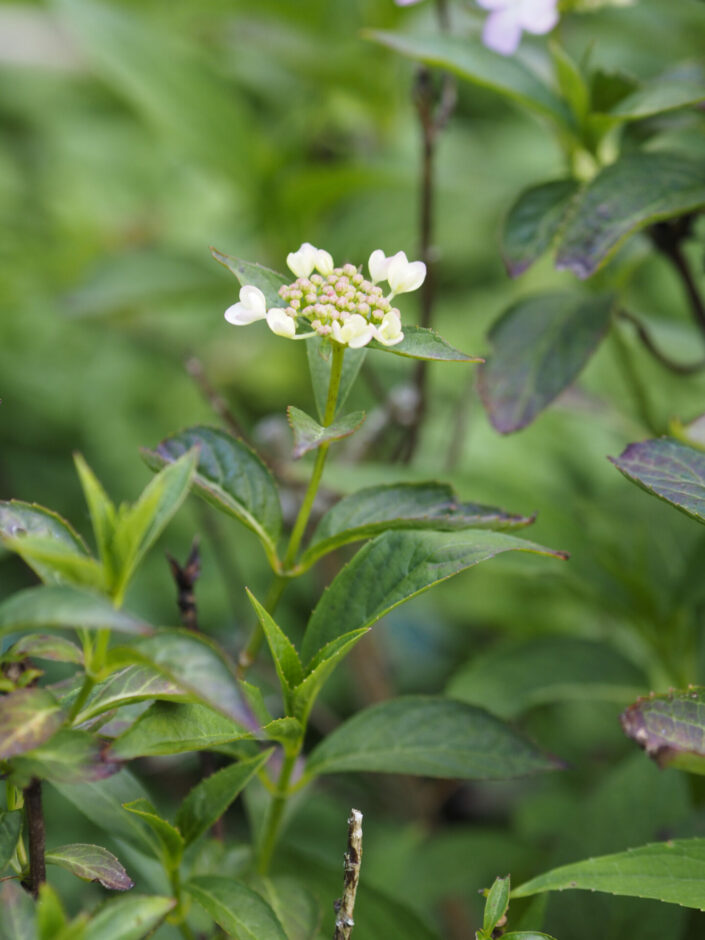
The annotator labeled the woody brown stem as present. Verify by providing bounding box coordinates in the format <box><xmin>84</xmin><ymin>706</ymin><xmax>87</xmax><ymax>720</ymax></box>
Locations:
<box><xmin>333</xmin><ymin>809</ymin><xmax>363</xmax><ymax>940</ymax></box>
<box><xmin>23</xmin><ymin>779</ymin><xmax>45</xmax><ymax>897</ymax></box>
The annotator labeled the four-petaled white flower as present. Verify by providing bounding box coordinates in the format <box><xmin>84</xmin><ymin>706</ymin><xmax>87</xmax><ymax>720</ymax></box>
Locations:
<box><xmin>477</xmin><ymin>0</ymin><xmax>559</xmax><ymax>55</ymax></box>
<box><xmin>286</xmin><ymin>242</ymin><xmax>335</xmax><ymax>279</ymax></box>
<box><xmin>375</xmin><ymin>311</ymin><xmax>404</xmax><ymax>347</ymax></box>
<box><xmin>266</xmin><ymin>308</ymin><xmax>297</xmax><ymax>338</ymax></box>
<box><xmin>368</xmin><ymin>249</ymin><xmax>426</xmax><ymax>296</ymax></box>
<box><xmin>224</xmin><ymin>285</ymin><xmax>268</xmax><ymax>326</ymax></box>
<box><xmin>332</xmin><ymin>314</ymin><xmax>376</xmax><ymax>349</ymax></box>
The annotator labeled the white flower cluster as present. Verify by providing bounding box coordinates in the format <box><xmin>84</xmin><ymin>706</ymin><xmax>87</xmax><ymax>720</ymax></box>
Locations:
<box><xmin>224</xmin><ymin>244</ymin><xmax>426</xmax><ymax>349</ymax></box>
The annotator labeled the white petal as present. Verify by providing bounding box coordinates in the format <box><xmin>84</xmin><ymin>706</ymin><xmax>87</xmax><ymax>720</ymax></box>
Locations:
<box><xmin>347</xmin><ymin>325</ymin><xmax>375</xmax><ymax>348</ymax></box>
<box><xmin>266</xmin><ymin>308</ymin><xmax>296</xmax><ymax>338</ymax></box>
<box><xmin>519</xmin><ymin>0</ymin><xmax>558</xmax><ymax>33</ymax></box>
<box><xmin>286</xmin><ymin>242</ymin><xmax>318</xmax><ymax>278</ymax></box>
<box><xmin>477</xmin><ymin>0</ymin><xmax>512</xmax><ymax>9</ymax></box>
<box><xmin>331</xmin><ymin>320</ymin><xmax>346</xmax><ymax>344</ymax></box>
<box><xmin>239</xmin><ymin>284</ymin><xmax>267</xmax><ymax>317</ymax></box>
<box><xmin>387</xmin><ymin>254</ymin><xmax>426</xmax><ymax>294</ymax></box>
<box><xmin>225</xmin><ymin>302</ymin><xmax>264</xmax><ymax>326</ymax></box>
<box><xmin>375</xmin><ymin>312</ymin><xmax>405</xmax><ymax>346</ymax></box>
<box><xmin>368</xmin><ymin>249</ymin><xmax>391</xmax><ymax>284</ymax></box>
<box><xmin>315</xmin><ymin>249</ymin><xmax>334</xmax><ymax>276</ymax></box>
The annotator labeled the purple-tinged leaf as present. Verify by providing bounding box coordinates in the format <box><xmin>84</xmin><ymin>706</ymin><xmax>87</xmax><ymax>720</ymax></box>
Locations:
<box><xmin>609</xmin><ymin>438</ymin><xmax>705</xmax><ymax>526</ymax></box>
<box><xmin>479</xmin><ymin>292</ymin><xmax>615</xmax><ymax>434</ymax></box>
<box><xmin>10</xmin><ymin>729</ymin><xmax>120</xmax><ymax>786</ymax></box>
<box><xmin>46</xmin><ymin>843</ymin><xmax>134</xmax><ymax>891</ymax></box>
<box><xmin>5</xmin><ymin>635</ymin><xmax>84</xmax><ymax>666</ymax></box>
<box><xmin>287</xmin><ymin>406</ymin><xmax>366</xmax><ymax>459</ymax></box>
<box><xmin>501</xmin><ymin>180</ymin><xmax>580</xmax><ymax>277</ymax></box>
<box><xmin>0</xmin><ymin>688</ymin><xmax>64</xmax><ymax>760</ymax></box>
<box><xmin>0</xmin><ymin>880</ymin><xmax>36</xmax><ymax>940</ymax></box>
<box><xmin>555</xmin><ymin>152</ymin><xmax>705</xmax><ymax>278</ymax></box>
<box><xmin>621</xmin><ymin>688</ymin><xmax>705</xmax><ymax>774</ymax></box>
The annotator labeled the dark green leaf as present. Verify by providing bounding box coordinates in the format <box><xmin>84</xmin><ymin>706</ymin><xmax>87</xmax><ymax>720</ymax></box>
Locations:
<box><xmin>4</xmin><ymin>635</ymin><xmax>83</xmax><ymax>666</ymax></box>
<box><xmin>122</xmin><ymin>799</ymin><xmax>183</xmax><ymax>869</ymax></box>
<box><xmin>211</xmin><ymin>249</ymin><xmax>288</xmax><ymax>309</ymax></box>
<box><xmin>0</xmin><ymin>880</ymin><xmax>37</xmax><ymax>940</ymax></box>
<box><xmin>513</xmin><ymin>838</ymin><xmax>705</xmax><ymax>910</ymax></box>
<box><xmin>621</xmin><ymin>688</ymin><xmax>705</xmax><ymax>774</ymax></box>
<box><xmin>73</xmin><ymin>665</ymin><xmax>189</xmax><ymax>724</ymax></box>
<box><xmin>46</xmin><ymin>843</ymin><xmax>133</xmax><ymax>891</ymax></box>
<box><xmin>365</xmin><ymin>31</ymin><xmax>571</xmax><ymax>127</ymax></box>
<box><xmin>262</xmin><ymin>717</ymin><xmax>304</xmax><ymax>748</ymax></box>
<box><xmin>479</xmin><ymin>292</ymin><xmax>615</xmax><ymax>433</ymax></box>
<box><xmin>287</xmin><ymin>406</ymin><xmax>365</xmax><ymax>459</ymax></box>
<box><xmin>10</xmin><ymin>729</ymin><xmax>119</xmax><ymax>785</ymax></box>
<box><xmin>0</xmin><ymin>501</ymin><xmax>88</xmax><ymax>584</ymax></box>
<box><xmin>255</xmin><ymin>878</ymin><xmax>321</xmax><ymax>940</ymax></box>
<box><xmin>111</xmin><ymin>702</ymin><xmax>250</xmax><ymax>758</ymax></box>
<box><xmin>306</xmin><ymin>696</ymin><xmax>560</xmax><ymax>779</ymax></box>
<box><xmin>0</xmin><ymin>810</ymin><xmax>22</xmax><ymax>871</ymax></box>
<box><xmin>483</xmin><ymin>875</ymin><xmax>511</xmax><ymax>935</ymax></box>
<box><xmin>306</xmin><ymin>338</ymin><xmax>366</xmax><ymax>422</ymax></box>
<box><xmin>301</xmin><ymin>529</ymin><xmax>566</xmax><ymax>662</ymax></box>
<box><xmin>0</xmin><ymin>586</ymin><xmax>152</xmax><ymax>637</ymax></box>
<box><xmin>609</xmin><ymin>79</ymin><xmax>705</xmax><ymax>120</ymax></box>
<box><xmin>369</xmin><ymin>324</ymin><xmax>480</xmax><ymax>362</ymax></box>
<box><xmin>501</xmin><ymin>180</ymin><xmax>580</xmax><ymax>277</ymax></box>
<box><xmin>609</xmin><ymin>438</ymin><xmax>705</xmax><ymax>526</ymax></box>
<box><xmin>0</xmin><ymin>688</ymin><xmax>64</xmax><ymax>759</ymax></box>
<box><xmin>292</xmin><ymin>629</ymin><xmax>369</xmax><ymax>725</ymax></box>
<box><xmin>448</xmin><ymin>637</ymin><xmax>645</xmax><ymax>719</ymax></box>
<box><xmin>187</xmin><ymin>875</ymin><xmax>288</xmax><ymax>940</ymax></box>
<box><xmin>555</xmin><ymin>152</ymin><xmax>705</xmax><ymax>278</ymax></box>
<box><xmin>246</xmin><ymin>589</ymin><xmax>303</xmax><ymax>697</ymax></box>
<box><xmin>142</xmin><ymin>426</ymin><xmax>282</xmax><ymax>569</ymax></box>
<box><xmin>176</xmin><ymin>749</ymin><xmax>273</xmax><ymax>846</ymax></box>
<box><xmin>301</xmin><ymin>482</ymin><xmax>533</xmax><ymax>570</ymax></box>
<box><xmin>80</xmin><ymin>895</ymin><xmax>175</xmax><ymax>940</ymax></box>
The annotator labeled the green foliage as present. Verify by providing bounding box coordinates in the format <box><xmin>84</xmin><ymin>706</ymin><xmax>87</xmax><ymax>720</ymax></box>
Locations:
<box><xmin>45</xmin><ymin>844</ymin><xmax>134</xmax><ymax>891</ymax></box>
<box><xmin>621</xmin><ymin>688</ymin><xmax>705</xmax><ymax>774</ymax></box>
<box><xmin>287</xmin><ymin>405</ymin><xmax>366</xmax><ymax>459</ymax></box>
<box><xmin>186</xmin><ymin>876</ymin><xmax>288</xmax><ymax>940</ymax></box>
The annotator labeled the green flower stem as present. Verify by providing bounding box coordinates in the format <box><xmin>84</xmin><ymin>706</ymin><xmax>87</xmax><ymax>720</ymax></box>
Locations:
<box><xmin>238</xmin><ymin>343</ymin><xmax>345</xmax><ymax>675</ymax></box>
<box><xmin>256</xmin><ymin>746</ymin><xmax>300</xmax><ymax>876</ymax></box>
<box><xmin>611</xmin><ymin>322</ymin><xmax>660</xmax><ymax>436</ymax></box>
<box><xmin>68</xmin><ymin>627</ymin><xmax>111</xmax><ymax>722</ymax></box>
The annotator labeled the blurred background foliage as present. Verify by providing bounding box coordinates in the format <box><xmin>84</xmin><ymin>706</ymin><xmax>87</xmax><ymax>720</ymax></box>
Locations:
<box><xmin>3</xmin><ymin>0</ymin><xmax>705</xmax><ymax>936</ymax></box>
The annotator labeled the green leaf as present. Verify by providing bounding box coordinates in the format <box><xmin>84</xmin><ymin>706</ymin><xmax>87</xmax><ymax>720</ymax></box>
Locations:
<box><xmin>262</xmin><ymin>717</ymin><xmax>304</xmax><ymax>748</ymax></box>
<box><xmin>512</xmin><ymin>838</ymin><xmax>705</xmax><ymax>910</ymax></box>
<box><xmin>0</xmin><ymin>586</ymin><xmax>152</xmax><ymax>637</ymax></box>
<box><xmin>287</xmin><ymin>406</ymin><xmax>365</xmax><ymax>459</ymax></box>
<box><xmin>46</xmin><ymin>843</ymin><xmax>133</xmax><ymax>891</ymax></box>
<box><xmin>365</xmin><ymin>31</ymin><xmax>571</xmax><ymax>127</ymax></box>
<box><xmin>609</xmin><ymin>78</ymin><xmax>705</xmax><ymax>120</ymax></box>
<box><xmin>0</xmin><ymin>880</ymin><xmax>37</xmax><ymax>940</ymax></box>
<box><xmin>0</xmin><ymin>810</ymin><xmax>22</xmax><ymax>871</ymax></box>
<box><xmin>111</xmin><ymin>450</ymin><xmax>197</xmax><ymax>599</ymax></box>
<box><xmin>211</xmin><ymin>249</ymin><xmax>288</xmax><ymax>308</ymax></box>
<box><xmin>73</xmin><ymin>454</ymin><xmax>117</xmax><ymax>581</ymax></box>
<box><xmin>255</xmin><ymin>878</ymin><xmax>321</xmax><ymax>940</ymax></box>
<box><xmin>502</xmin><ymin>934</ymin><xmax>557</xmax><ymax>939</ymax></box>
<box><xmin>246</xmin><ymin>589</ymin><xmax>303</xmax><ymax>700</ymax></box>
<box><xmin>609</xmin><ymin>438</ymin><xmax>705</xmax><ymax>526</ymax></box>
<box><xmin>555</xmin><ymin>152</ymin><xmax>705</xmax><ymax>278</ymax></box>
<box><xmin>10</xmin><ymin>729</ymin><xmax>119</xmax><ymax>785</ymax></box>
<box><xmin>4</xmin><ymin>635</ymin><xmax>83</xmax><ymax>666</ymax></box>
<box><xmin>301</xmin><ymin>529</ymin><xmax>566</xmax><ymax>662</ymax></box>
<box><xmin>306</xmin><ymin>696</ymin><xmax>559</xmax><ymax>779</ymax></box>
<box><xmin>0</xmin><ymin>501</ymin><xmax>88</xmax><ymax>583</ymax></box>
<box><xmin>72</xmin><ymin>665</ymin><xmax>190</xmax><ymax>724</ymax></box>
<box><xmin>187</xmin><ymin>875</ymin><xmax>288</xmax><ymax>940</ymax></box>
<box><xmin>301</xmin><ymin>482</ymin><xmax>533</xmax><ymax>570</ymax></box>
<box><xmin>501</xmin><ymin>180</ymin><xmax>580</xmax><ymax>277</ymax></box>
<box><xmin>621</xmin><ymin>688</ymin><xmax>705</xmax><ymax>775</ymax></box>
<box><xmin>369</xmin><ymin>324</ymin><xmax>481</xmax><ymax>362</ymax></box>
<box><xmin>483</xmin><ymin>875</ymin><xmax>511</xmax><ymax>936</ymax></box>
<box><xmin>142</xmin><ymin>426</ymin><xmax>282</xmax><ymax>570</ymax></box>
<box><xmin>111</xmin><ymin>702</ymin><xmax>250</xmax><ymax>758</ymax></box>
<box><xmin>0</xmin><ymin>688</ymin><xmax>64</xmax><ymax>759</ymax></box>
<box><xmin>551</xmin><ymin>42</ymin><xmax>589</xmax><ymax>125</ymax></box>
<box><xmin>37</xmin><ymin>884</ymin><xmax>67</xmax><ymax>940</ymax></box>
<box><xmin>292</xmin><ymin>629</ymin><xmax>369</xmax><ymax>725</ymax></box>
<box><xmin>306</xmin><ymin>337</ymin><xmax>366</xmax><ymax>421</ymax></box>
<box><xmin>1</xmin><ymin>536</ymin><xmax>105</xmax><ymax>592</ymax></box>
<box><xmin>122</xmin><ymin>799</ymin><xmax>184</xmax><ymax>869</ymax></box>
<box><xmin>447</xmin><ymin>637</ymin><xmax>645</xmax><ymax>719</ymax></box>
<box><xmin>176</xmin><ymin>749</ymin><xmax>273</xmax><ymax>846</ymax></box>
<box><xmin>478</xmin><ymin>292</ymin><xmax>615</xmax><ymax>433</ymax></box>
<box><xmin>80</xmin><ymin>895</ymin><xmax>175</xmax><ymax>940</ymax></box>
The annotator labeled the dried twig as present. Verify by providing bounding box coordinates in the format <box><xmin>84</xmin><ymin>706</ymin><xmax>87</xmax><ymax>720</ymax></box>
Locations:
<box><xmin>333</xmin><ymin>809</ymin><xmax>363</xmax><ymax>940</ymax></box>
<box><xmin>23</xmin><ymin>779</ymin><xmax>45</xmax><ymax>897</ymax></box>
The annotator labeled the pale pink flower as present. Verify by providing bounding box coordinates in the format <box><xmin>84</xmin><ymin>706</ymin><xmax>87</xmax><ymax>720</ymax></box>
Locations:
<box><xmin>477</xmin><ymin>0</ymin><xmax>559</xmax><ymax>55</ymax></box>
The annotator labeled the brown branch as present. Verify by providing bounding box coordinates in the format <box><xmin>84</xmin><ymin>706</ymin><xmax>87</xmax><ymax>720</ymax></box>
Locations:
<box><xmin>650</xmin><ymin>219</ymin><xmax>705</xmax><ymax>340</ymax></box>
<box><xmin>618</xmin><ymin>309</ymin><xmax>705</xmax><ymax>376</ymax></box>
<box><xmin>23</xmin><ymin>779</ymin><xmax>45</xmax><ymax>898</ymax></box>
<box><xmin>333</xmin><ymin>809</ymin><xmax>363</xmax><ymax>940</ymax></box>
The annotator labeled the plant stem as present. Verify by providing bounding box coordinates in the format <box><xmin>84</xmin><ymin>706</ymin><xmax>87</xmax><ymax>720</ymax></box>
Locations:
<box><xmin>333</xmin><ymin>809</ymin><xmax>363</xmax><ymax>940</ymax></box>
<box><xmin>617</xmin><ymin>309</ymin><xmax>705</xmax><ymax>375</ymax></box>
<box><xmin>256</xmin><ymin>747</ymin><xmax>300</xmax><ymax>875</ymax></box>
<box><xmin>238</xmin><ymin>344</ymin><xmax>345</xmax><ymax>676</ymax></box>
<box><xmin>68</xmin><ymin>673</ymin><xmax>96</xmax><ymax>723</ymax></box>
<box><xmin>611</xmin><ymin>321</ymin><xmax>660</xmax><ymax>435</ymax></box>
<box><xmin>650</xmin><ymin>219</ymin><xmax>705</xmax><ymax>340</ymax></box>
<box><xmin>23</xmin><ymin>779</ymin><xmax>45</xmax><ymax>898</ymax></box>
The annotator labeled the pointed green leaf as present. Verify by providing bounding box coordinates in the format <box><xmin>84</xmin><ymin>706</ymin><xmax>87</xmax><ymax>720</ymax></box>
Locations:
<box><xmin>73</xmin><ymin>454</ymin><xmax>117</xmax><ymax>579</ymax></box>
<box><xmin>262</xmin><ymin>717</ymin><xmax>303</xmax><ymax>748</ymax></box>
<box><xmin>255</xmin><ymin>878</ymin><xmax>321</xmax><ymax>940</ymax></box>
<box><xmin>46</xmin><ymin>844</ymin><xmax>133</xmax><ymax>891</ymax></box>
<box><xmin>142</xmin><ymin>426</ymin><xmax>282</xmax><ymax>569</ymax></box>
<box><xmin>238</xmin><ymin>679</ymin><xmax>274</xmax><ymax>727</ymax></box>
<box><xmin>501</xmin><ymin>180</ymin><xmax>580</xmax><ymax>277</ymax></box>
<box><xmin>292</xmin><ymin>629</ymin><xmax>369</xmax><ymax>725</ymax></box>
<box><xmin>10</xmin><ymin>729</ymin><xmax>119</xmax><ymax>786</ymax></box>
<box><xmin>369</xmin><ymin>324</ymin><xmax>480</xmax><ymax>362</ymax></box>
<box><xmin>2</xmin><ymin>536</ymin><xmax>105</xmax><ymax>592</ymax></box>
<box><xmin>555</xmin><ymin>152</ymin><xmax>705</xmax><ymax>278</ymax></box>
<box><xmin>111</xmin><ymin>702</ymin><xmax>250</xmax><ymax>759</ymax></box>
<box><xmin>122</xmin><ymin>799</ymin><xmax>183</xmax><ymax>868</ymax></box>
<box><xmin>0</xmin><ymin>880</ymin><xmax>37</xmax><ymax>940</ymax></box>
<box><xmin>610</xmin><ymin>438</ymin><xmax>705</xmax><ymax>526</ymax></box>
<box><xmin>306</xmin><ymin>337</ymin><xmax>366</xmax><ymax>422</ymax></box>
<box><xmin>187</xmin><ymin>875</ymin><xmax>288</xmax><ymax>940</ymax></box>
<box><xmin>80</xmin><ymin>895</ymin><xmax>175</xmax><ymax>940</ymax></box>
<box><xmin>0</xmin><ymin>501</ymin><xmax>88</xmax><ymax>584</ymax></box>
<box><xmin>0</xmin><ymin>688</ymin><xmax>64</xmax><ymax>759</ymax></box>
<box><xmin>246</xmin><ymin>589</ymin><xmax>303</xmax><ymax>696</ymax></box>
<box><xmin>448</xmin><ymin>637</ymin><xmax>645</xmax><ymax>719</ymax></box>
<box><xmin>479</xmin><ymin>292</ymin><xmax>615</xmax><ymax>433</ymax></box>
<box><xmin>211</xmin><ymin>249</ymin><xmax>288</xmax><ymax>308</ymax></box>
<box><xmin>0</xmin><ymin>586</ymin><xmax>152</xmax><ymax>637</ymax></box>
<box><xmin>551</xmin><ymin>42</ymin><xmax>589</xmax><ymax>124</ymax></box>
<box><xmin>483</xmin><ymin>875</ymin><xmax>511</xmax><ymax>935</ymax></box>
<box><xmin>306</xmin><ymin>697</ymin><xmax>559</xmax><ymax>779</ymax></box>
<box><xmin>513</xmin><ymin>838</ymin><xmax>705</xmax><ymax>910</ymax></box>
<box><xmin>301</xmin><ymin>482</ymin><xmax>533</xmax><ymax>570</ymax></box>
<box><xmin>176</xmin><ymin>749</ymin><xmax>273</xmax><ymax>846</ymax></box>
<box><xmin>609</xmin><ymin>78</ymin><xmax>705</xmax><ymax>120</ymax></box>
<box><xmin>37</xmin><ymin>884</ymin><xmax>67</xmax><ymax>940</ymax></box>
<box><xmin>301</xmin><ymin>529</ymin><xmax>566</xmax><ymax>662</ymax></box>
<box><xmin>72</xmin><ymin>665</ymin><xmax>190</xmax><ymax>724</ymax></box>
<box><xmin>621</xmin><ymin>687</ymin><xmax>705</xmax><ymax>775</ymax></box>
<box><xmin>365</xmin><ymin>31</ymin><xmax>571</xmax><ymax>127</ymax></box>
<box><xmin>0</xmin><ymin>810</ymin><xmax>22</xmax><ymax>871</ymax></box>
<box><xmin>5</xmin><ymin>635</ymin><xmax>84</xmax><ymax>666</ymax></box>
<box><xmin>287</xmin><ymin>406</ymin><xmax>365</xmax><ymax>459</ymax></box>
